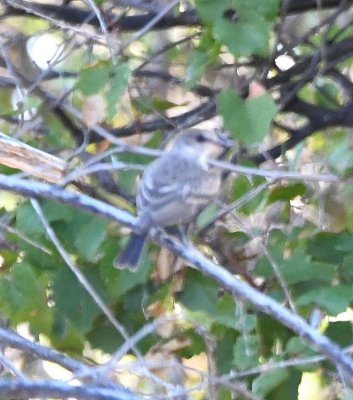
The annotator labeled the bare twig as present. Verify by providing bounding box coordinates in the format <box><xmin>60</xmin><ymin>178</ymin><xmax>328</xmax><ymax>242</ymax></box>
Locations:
<box><xmin>0</xmin><ymin>327</ymin><xmax>88</xmax><ymax>373</ymax></box>
<box><xmin>3</xmin><ymin>0</ymin><xmax>353</xmax><ymax>32</ymax></box>
<box><xmin>30</xmin><ymin>199</ymin><xmax>178</xmax><ymax>391</ymax></box>
<box><xmin>211</xmin><ymin>159</ymin><xmax>341</xmax><ymax>183</ymax></box>
<box><xmin>0</xmin><ymin>378</ymin><xmax>142</xmax><ymax>400</ymax></box>
<box><xmin>121</xmin><ymin>0</ymin><xmax>180</xmax><ymax>51</ymax></box>
<box><xmin>0</xmin><ymin>352</ymin><xmax>27</xmax><ymax>379</ymax></box>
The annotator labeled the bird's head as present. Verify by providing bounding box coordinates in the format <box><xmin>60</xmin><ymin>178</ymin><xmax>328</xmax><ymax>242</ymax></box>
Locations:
<box><xmin>169</xmin><ymin>129</ymin><xmax>233</xmax><ymax>162</ymax></box>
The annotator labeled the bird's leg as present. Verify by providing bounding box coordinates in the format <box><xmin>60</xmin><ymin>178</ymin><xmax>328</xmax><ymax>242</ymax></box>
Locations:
<box><xmin>164</xmin><ymin>224</ymin><xmax>192</xmax><ymax>244</ymax></box>
<box><xmin>177</xmin><ymin>223</ymin><xmax>192</xmax><ymax>245</ymax></box>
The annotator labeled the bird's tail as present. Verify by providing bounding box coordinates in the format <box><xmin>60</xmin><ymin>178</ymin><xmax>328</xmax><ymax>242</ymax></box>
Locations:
<box><xmin>114</xmin><ymin>233</ymin><xmax>148</xmax><ymax>271</ymax></box>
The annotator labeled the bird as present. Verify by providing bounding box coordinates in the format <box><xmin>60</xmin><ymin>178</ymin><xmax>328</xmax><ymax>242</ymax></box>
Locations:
<box><xmin>114</xmin><ymin>128</ymin><xmax>233</xmax><ymax>271</ymax></box>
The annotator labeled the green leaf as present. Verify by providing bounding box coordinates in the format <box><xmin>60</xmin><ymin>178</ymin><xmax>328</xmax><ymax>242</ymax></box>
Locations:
<box><xmin>16</xmin><ymin>202</ymin><xmax>45</xmax><ymax>237</ymax></box>
<box><xmin>281</xmin><ymin>250</ymin><xmax>334</xmax><ymax>285</ymax></box>
<box><xmin>315</xmin><ymin>79</ymin><xmax>340</xmax><ymax>110</ymax></box>
<box><xmin>307</xmin><ymin>232</ymin><xmax>353</xmax><ymax>264</ymax></box>
<box><xmin>341</xmin><ymin>254</ymin><xmax>353</xmax><ymax>281</ymax></box>
<box><xmin>77</xmin><ymin>61</ymin><xmax>130</xmax><ymax>120</ymax></box>
<box><xmin>328</xmin><ymin>138</ymin><xmax>353</xmax><ymax>176</ymax></box>
<box><xmin>105</xmin><ymin>62</ymin><xmax>130</xmax><ymax>119</ymax></box>
<box><xmin>185</xmin><ymin>48</ymin><xmax>211</xmax><ymax>86</ymax></box>
<box><xmin>195</xmin><ymin>0</ymin><xmax>226</xmax><ymax>22</ymax></box>
<box><xmin>214</xmin><ymin>17</ymin><xmax>271</xmax><ymax>57</ymax></box>
<box><xmin>0</xmin><ymin>88</ymin><xmax>15</xmax><ymax>115</ymax></box>
<box><xmin>216</xmin><ymin>295</ymin><xmax>241</xmax><ymax>327</ymax></box>
<box><xmin>42</xmin><ymin>109</ymin><xmax>75</xmax><ymax>147</ymax></box>
<box><xmin>15</xmin><ymin>202</ymin><xmax>64</xmax><ymax>271</ymax></box>
<box><xmin>74</xmin><ymin>216</ymin><xmax>108</xmax><ymax>260</ymax></box>
<box><xmin>22</xmin><ymin>95</ymin><xmax>41</xmax><ymax>111</ymax></box>
<box><xmin>325</xmin><ymin>321</ymin><xmax>353</xmax><ymax>347</ymax></box>
<box><xmin>215</xmin><ymin>330</ymin><xmax>239</xmax><ymax>374</ymax></box>
<box><xmin>89</xmin><ymin>289</ymin><xmax>153</xmax><ymax>354</ymax></box>
<box><xmin>343</xmin><ymin>184</ymin><xmax>353</xmax><ymax>234</ymax></box>
<box><xmin>265</xmin><ymin>369</ymin><xmax>302</xmax><ymax>400</ymax></box>
<box><xmin>41</xmin><ymin>201</ymin><xmax>75</xmax><ymax>223</ymax></box>
<box><xmin>218</xmin><ymin>388</ymin><xmax>232</xmax><ymax>400</ymax></box>
<box><xmin>297</xmin><ymin>285</ymin><xmax>353</xmax><ymax>315</ymax></box>
<box><xmin>133</xmin><ymin>96</ymin><xmax>185</xmax><ymax>115</ymax></box>
<box><xmin>16</xmin><ymin>200</ymin><xmax>78</xmax><ymax>245</ymax></box>
<box><xmin>0</xmin><ymin>263</ymin><xmax>52</xmax><ymax>333</ymax></box>
<box><xmin>178</xmin><ymin>269</ymin><xmax>237</xmax><ymax>328</ymax></box>
<box><xmin>257</xmin><ymin>315</ymin><xmax>292</xmax><ymax>357</ymax></box>
<box><xmin>253</xmin><ymin>0</ymin><xmax>281</xmax><ymax>19</ymax></box>
<box><xmin>255</xmin><ymin>239</ymin><xmax>336</xmax><ymax>285</ymax></box>
<box><xmin>319</xmin><ymin>285</ymin><xmax>353</xmax><ymax>315</ymax></box>
<box><xmin>286</xmin><ymin>337</ymin><xmax>313</xmax><ymax>355</ymax></box>
<box><xmin>231</xmin><ymin>173</ymin><xmax>266</xmax><ymax>214</ymax></box>
<box><xmin>102</xmin><ymin>260</ymin><xmax>152</xmax><ymax>300</ymax></box>
<box><xmin>247</xmin><ymin>94</ymin><xmax>278</xmax><ymax>140</ymax></box>
<box><xmin>50</xmin><ymin>326</ymin><xmax>84</xmax><ymax>354</ymax></box>
<box><xmin>217</xmin><ymin>90</ymin><xmax>277</xmax><ymax>144</ymax></box>
<box><xmin>178</xmin><ymin>269</ymin><xmax>219</xmax><ymax>314</ymax></box>
<box><xmin>268</xmin><ymin>182</ymin><xmax>307</xmax><ymax>203</ymax></box>
<box><xmin>252</xmin><ymin>368</ymin><xmax>290</xmax><ymax>396</ymax></box>
<box><xmin>196</xmin><ymin>0</ymin><xmax>280</xmax><ymax>57</ymax></box>
<box><xmin>196</xmin><ymin>202</ymin><xmax>219</xmax><ymax>228</ymax></box>
<box><xmin>184</xmin><ymin>33</ymin><xmax>220</xmax><ymax>87</ymax></box>
<box><xmin>52</xmin><ymin>268</ymin><xmax>103</xmax><ymax>334</ymax></box>
<box><xmin>233</xmin><ymin>334</ymin><xmax>260</xmax><ymax>370</ymax></box>
<box><xmin>77</xmin><ymin>61</ymin><xmax>111</xmax><ymax>95</ymax></box>
<box><xmin>87</xmin><ymin>315</ymin><xmax>124</xmax><ymax>353</ymax></box>
<box><xmin>98</xmin><ymin>236</ymin><xmax>152</xmax><ymax>300</ymax></box>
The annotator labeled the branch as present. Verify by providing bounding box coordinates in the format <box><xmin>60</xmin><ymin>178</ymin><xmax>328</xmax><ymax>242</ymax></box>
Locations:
<box><xmin>0</xmin><ymin>175</ymin><xmax>137</xmax><ymax>230</ymax></box>
<box><xmin>110</xmin><ymin>99</ymin><xmax>216</xmax><ymax>138</ymax></box>
<box><xmin>156</xmin><ymin>230</ymin><xmax>353</xmax><ymax>379</ymax></box>
<box><xmin>0</xmin><ymin>65</ymin><xmax>216</xmax><ymax>140</ymax></box>
<box><xmin>249</xmin><ymin>96</ymin><xmax>353</xmax><ymax>164</ymax></box>
<box><xmin>0</xmin><ymin>174</ymin><xmax>353</xmax><ymax>378</ymax></box>
<box><xmin>3</xmin><ymin>0</ymin><xmax>353</xmax><ymax>31</ymax></box>
<box><xmin>0</xmin><ymin>327</ymin><xmax>87</xmax><ymax>373</ymax></box>
<box><xmin>0</xmin><ymin>379</ymin><xmax>142</xmax><ymax>400</ymax></box>
<box><xmin>283</xmin><ymin>0</ymin><xmax>353</xmax><ymax>14</ymax></box>
<box><xmin>2</xmin><ymin>0</ymin><xmax>199</xmax><ymax>30</ymax></box>
<box><xmin>267</xmin><ymin>36</ymin><xmax>353</xmax><ymax>88</ymax></box>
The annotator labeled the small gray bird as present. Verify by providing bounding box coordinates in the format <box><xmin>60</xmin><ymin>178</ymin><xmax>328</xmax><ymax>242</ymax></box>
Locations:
<box><xmin>114</xmin><ymin>129</ymin><xmax>232</xmax><ymax>270</ymax></box>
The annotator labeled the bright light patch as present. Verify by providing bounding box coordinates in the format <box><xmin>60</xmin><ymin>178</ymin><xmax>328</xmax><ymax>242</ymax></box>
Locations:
<box><xmin>28</xmin><ymin>34</ymin><xmax>63</xmax><ymax>69</ymax></box>
<box><xmin>275</xmin><ymin>54</ymin><xmax>295</xmax><ymax>71</ymax></box>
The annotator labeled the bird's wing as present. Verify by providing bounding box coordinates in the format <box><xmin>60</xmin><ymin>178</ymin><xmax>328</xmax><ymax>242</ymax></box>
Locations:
<box><xmin>137</xmin><ymin>155</ymin><xmax>220</xmax><ymax>211</ymax></box>
<box><xmin>138</xmin><ymin>171</ymin><xmax>184</xmax><ymax>211</ymax></box>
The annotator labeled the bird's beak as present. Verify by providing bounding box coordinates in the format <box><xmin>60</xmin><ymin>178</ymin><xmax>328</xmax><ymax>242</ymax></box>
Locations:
<box><xmin>214</xmin><ymin>131</ymin><xmax>234</xmax><ymax>148</ymax></box>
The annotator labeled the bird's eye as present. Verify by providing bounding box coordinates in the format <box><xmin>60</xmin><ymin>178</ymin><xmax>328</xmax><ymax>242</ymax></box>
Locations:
<box><xmin>195</xmin><ymin>134</ymin><xmax>206</xmax><ymax>143</ymax></box>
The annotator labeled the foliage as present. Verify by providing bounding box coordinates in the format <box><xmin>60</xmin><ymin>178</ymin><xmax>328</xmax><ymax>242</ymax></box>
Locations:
<box><xmin>0</xmin><ymin>0</ymin><xmax>353</xmax><ymax>399</ymax></box>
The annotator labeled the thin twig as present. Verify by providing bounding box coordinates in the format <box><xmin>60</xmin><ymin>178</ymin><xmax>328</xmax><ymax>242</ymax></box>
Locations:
<box><xmin>29</xmin><ymin>200</ymin><xmax>137</xmax><ymax>350</ymax></box>
<box><xmin>0</xmin><ymin>378</ymin><xmax>142</xmax><ymax>400</ymax></box>
<box><xmin>211</xmin><ymin>159</ymin><xmax>341</xmax><ymax>183</ymax></box>
<box><xmin>0</xmin><ymin>327</ymin><xmax>88</xmax><ymax>373</ymax></box>
<box><xmin>0</xmin><ymin>352</ymin><xmax>28</xmax><ymax>380</ymax></box>
<box><xmin>30</xmin><ymin>198</ymin><xmax>178</xmax><ymax>391</ymax></box>
<box><xmin>199</xmin><ymin>179</ymin><xmax>275</xmax><ymax>234</ymax></box>
<box><xmin>120</xmin><ymin>0</ymin><xmax>180</xmax><ymax>51</ymax></box>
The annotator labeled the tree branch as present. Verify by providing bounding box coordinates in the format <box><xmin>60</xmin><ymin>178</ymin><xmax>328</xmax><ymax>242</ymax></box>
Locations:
<box><xmin>267</xmin><ymin>36</ymin><xmax>353</xmax><ymax>88</ymax></box>
<box><xmin>0</xmin><ymin>328</ymin><xmax>87</xmax><ymax>373</ymax></box>
<box><xmin>250</xmin><ymin>97</ymin><xmax>353</xmax><ymax>164</ymax></box>
<box><xmin>110</xmin><ymin>99</ymin><xmax>216</xmax><ymax>138</ymax></box>
<box><xmin>0</xmin><ymin>379</ymin><xmax>142</xmax><ymax>400</ymax></box>
<box><xmin>0</xmin><ymin>174</ymin><xmax>353</xmax><ymax>378</ymax></box>
<box><xmin>3</xmin><ymin>0</ymin><xmax>353</xmax><ymax>32</ymax></box>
